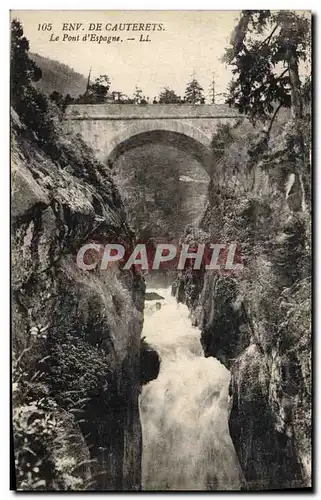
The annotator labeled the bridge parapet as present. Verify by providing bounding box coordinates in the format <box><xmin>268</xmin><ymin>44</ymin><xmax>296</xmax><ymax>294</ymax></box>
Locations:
<box><xmin>64</xmin><ymin>103</ymin><xmax>240</xmax><ymax>120</ymax></box>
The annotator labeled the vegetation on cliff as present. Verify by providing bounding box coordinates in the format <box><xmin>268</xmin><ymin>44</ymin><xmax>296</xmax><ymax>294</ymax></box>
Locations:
<box><xmin>11</xmin><ymin>19</ymin><xmax>145</xmax><ymax>491</ymax></box>
<box><xmin>175</xmin><ymin>10</ymin><xmax>311</xmax><ymax>490</ymax></box>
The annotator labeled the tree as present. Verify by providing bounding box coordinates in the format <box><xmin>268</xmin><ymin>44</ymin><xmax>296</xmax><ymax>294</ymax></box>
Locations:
<box><xmin>10</xmin><ymin>19</ymin><xmax>42</xmax><ymax>103</ymax></box>
<box><xmin>132</xmin><ymin>86</ymin><xmax>149</xmax><ymax>105</ymax></box>
<box><xmin>49</xmin><ymin>90</ymin><xmax>64</xmax><ymax>108</ymax></box>
<box><xmin>184</xmin><ymin>78</ymin><xmax>204</xmax><ymax>104</ymax></box>
<box><xmin>224</xmin><ymin>11</ymin><xmax>311</xmax><ymax>132</ymax></box>
<box><xmin>133</xmin><ymin>86</ymin><xmax>143</xmax><ymax>104</ymax></box>
<box><xmin>49</xmin><ymin>91</ymin><xmax>76</xmax><ymax>113</ymax></box>
<box><xmin>87</xmin><ymin>74</ymin><xmax>111</xmax><ymax>103</ymax></box>
<box><xmin>74</xmin><ymin>74</ymin><xmax>111</xmax><ymax>104</ymax></box>
<box><xmin>10</xmin><ymin>19</ymin><xmax>58</xmax><ymax>150</ymax></box>
<box><xmin>158</xmin><ymin>87</ymin><xmax>181</xmax><ymax>104</ymax></box>
<box><xmin>63</xmin><ymin>93</ymin><xmax>75</xmax><ymax>107</ymax></box>
<box><xmin>111</xmin><ymin>90</ymin><xmax>126</xmax><ymax>103</ymax></box>
<box><xmin>224</xmin><ymin>10</ymin><xmax>311</xmax><ymax>212</ymax></box>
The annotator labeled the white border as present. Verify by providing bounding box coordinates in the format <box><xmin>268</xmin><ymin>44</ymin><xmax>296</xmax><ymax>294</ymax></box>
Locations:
<box><xmin>2</xmin><ymin>2</ymin><xmax>318</xmax><ymax>499</ymax></box>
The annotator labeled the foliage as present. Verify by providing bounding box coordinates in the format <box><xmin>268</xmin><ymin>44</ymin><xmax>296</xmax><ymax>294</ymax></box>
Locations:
<box><xmin>132</xmin><ymin>85</ymin><xmax>148</xmax><ymax>104</ymax></box>
<box><xmin>110</xmin><ymin>90</ymin><xmax>127</xmax><ymax>102</ymax></box>
<box><xmin>13</xmin><ymin>351</ymin><xmax>91</xmax><ymax>491</ymax></box>
<box><xmin>224</xmin><ymin>10</ymin><xmax>311</xmax><ymax>126</ymax></box>
<box><xmin>11</xmin><ymin>19</ymin><xmax>42</xmax><ymax>102</ymax></box>
<box><xmin>75</xmin><ymin>82</ymin><xmax>150</xmax><ymax>105</ymax></box>
<box><xmin>49</xmin><ymin>90</ymin><xmax>65</xmax><ymax>109</ymax></box>
<box><xmin>176</xmin><ymin>99</ymin><xmax>311</xmax><ymax>485</ymax></box>
<box><xmin>10</xmin><ymin>19</ymin><xmax>64</xmax><ymax>158</ymax></box>
<box><xmin>49</xmin><ymin>90</ymin><xmax>74</xmax><ymax>113</ymax></box>
<box><xmin>211</xmin><ymin>123</ymin><xmax>235</xmax><ymax>161</ymax></box>
<box><xmin>48</xmin><ymin>91</ymin><xmax>78</xmax><ymax>112</ymax></box>
<box><xmin>184</xmin><ymin>78</ymin><xmax>205</xmax><ymax>104</ymax></box>
<box><xmin>11</xmin><ymin>21</ymin><xmax>123</xmax><ymax>490</ymax></box>
<box><xmin>45</xmin><ymin>333</ymin><xmax>111</xmax><ymax>411</ymax></box>
<box><xmin>224</xmin><ymin>10</ymin><xmax>311</xmax><ymax>219</ymax></box>
<box><xmin>77</xmin><ymin>75</ymin><xmax>111</xmax><ymax>104</ymax></box>
<box><xmin>133</xmin><ymin>85</ymin><xmax>143</xmax><ymax>102</ymax></box>
<box><xmin>302</xmin><ymin>75</ymin><xmax>311</xmax><ymax>104</ymax></box>
<box><xmin>158</xmin><ymin>87</ymin><xmax>181</xmax><ymax>104</ymax></box>
<box><xmin>10</xmin><ymin>18</ymin><xmax>123</xmax><ymax>202</ymax></box>
<box><xmin>91</xmin><ymin>74</ymin><xmax>111</xmax><ymax>97</ymax></box>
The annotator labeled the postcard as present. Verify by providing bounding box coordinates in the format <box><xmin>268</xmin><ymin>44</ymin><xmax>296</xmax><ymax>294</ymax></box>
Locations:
<box><xmin>11</xmin><ymin>10</ymin><xmax>312</xmax><ymax>491</ymax></box>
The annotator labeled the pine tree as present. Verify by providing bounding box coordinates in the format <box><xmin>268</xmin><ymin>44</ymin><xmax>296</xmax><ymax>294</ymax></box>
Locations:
<box><xmin>133</xmin><ymin>86</ymin><xmax>143</xmax><ymax>104</ymax></box>
<box><xmin>184</xmin><ymin>78</ymin><xmax>204</xmax><ymax>104</ymax></box>
<box><xmin>10</xmin><ymin>19</ymin><xmax>42</xmax><ymax>103</ymax></box>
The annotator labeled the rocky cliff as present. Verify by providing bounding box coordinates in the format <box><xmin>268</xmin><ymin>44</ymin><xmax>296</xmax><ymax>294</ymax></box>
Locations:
<box><xmin>11</xmin><ymin>109</ymin><xmax>146</xmax><ymax>490</ymax></box>
<box><xmin>174</xmin><ymin>118</ymin><xmax>311</xmax><ymax>490</ymax></box>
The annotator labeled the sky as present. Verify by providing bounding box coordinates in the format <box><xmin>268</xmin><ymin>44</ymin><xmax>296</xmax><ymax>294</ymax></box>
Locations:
<box><xmin>11</xmin><ymin>10</ymin><xmax>242</xmax><ymax>102</ymax></box>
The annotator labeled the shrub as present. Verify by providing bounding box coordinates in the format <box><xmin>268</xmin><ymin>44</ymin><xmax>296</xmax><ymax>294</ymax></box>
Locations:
<box><xmin>13</xmin><ymin>350</ymin><xmax>92</xmax><ymax>490</ymax></box>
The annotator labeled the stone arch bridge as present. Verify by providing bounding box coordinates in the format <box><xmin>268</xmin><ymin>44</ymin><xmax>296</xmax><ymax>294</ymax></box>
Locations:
<box><xmin>64</xmin><ymin>104</ymin><xmax>240</xmax><ymax>174</ymax></box>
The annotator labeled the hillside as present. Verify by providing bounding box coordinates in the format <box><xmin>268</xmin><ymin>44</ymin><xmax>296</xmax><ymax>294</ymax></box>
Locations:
<box><xmin>30</xmin><ymin>53</ymin><xmax>87</xmax><ymax>97</ymax></box>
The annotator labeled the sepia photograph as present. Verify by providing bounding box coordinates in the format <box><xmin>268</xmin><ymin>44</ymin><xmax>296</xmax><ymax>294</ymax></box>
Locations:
<box><xmin>10</xmin><ymin>9</ymin><xmax>312</xmax><ymax>492</ymax></box>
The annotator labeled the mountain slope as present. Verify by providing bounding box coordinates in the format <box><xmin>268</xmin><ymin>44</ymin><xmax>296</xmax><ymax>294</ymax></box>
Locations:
<box><xmin>30</xmin><ymin>52</ymin><xmax>87</xmax><ymax>97</ymax></box>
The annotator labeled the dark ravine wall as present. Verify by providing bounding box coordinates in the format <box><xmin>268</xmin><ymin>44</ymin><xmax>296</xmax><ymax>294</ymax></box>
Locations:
<box><xmin>11</xmin><ymin>109</ymin><xmax>147</xmax><ymax>490</ymax></box>
<box><xmin>174</xmin><ymin>119</ymin><xmax>311</xmax><ymax>490</ymax></box>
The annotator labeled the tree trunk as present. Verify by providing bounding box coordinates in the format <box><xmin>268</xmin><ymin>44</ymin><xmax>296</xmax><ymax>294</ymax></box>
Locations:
<box><xmin>287</xmin><ymin>47</ymin><xmax>303</xmax><ymax>121</ymax></box>
<box><xmin>286</xmin><ymin>47</ymin><xmax>306</xmax><ymax>212</ymax></box>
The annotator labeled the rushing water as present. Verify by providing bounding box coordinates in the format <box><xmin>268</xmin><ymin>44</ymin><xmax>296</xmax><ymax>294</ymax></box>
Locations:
<box><xmin>139</xmin><ymin>287</ymin><xmax>243</xmax><ymax>491</ymax></box>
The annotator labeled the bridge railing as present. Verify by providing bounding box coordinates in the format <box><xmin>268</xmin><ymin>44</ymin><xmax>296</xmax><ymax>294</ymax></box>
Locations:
<box><xmin>64</xmin><ymin>103</ymin><xmax>241</xmax><ymax>120</ymax></box>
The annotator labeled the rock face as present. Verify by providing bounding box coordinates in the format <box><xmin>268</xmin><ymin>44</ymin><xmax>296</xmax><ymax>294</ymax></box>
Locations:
<box><xmin>11</xmin><ymin>110</ymin><xmax>145</xmax><ymax>490</ymax></box>
<box><xmin>140</xmin><ymin>338</ymin><xmax>160</xmax><ymax>385</ymax></box>
<box><xmin>174</xmin><ymin>120</ymin><xmax>311</xmax><ymax>490</ymax></box>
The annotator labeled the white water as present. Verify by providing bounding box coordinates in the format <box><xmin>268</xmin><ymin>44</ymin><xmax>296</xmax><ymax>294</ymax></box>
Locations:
<box><xmin>139</xmin><ymin>287</ymin><xmax>243</xmax><ymax>491</ymax></box>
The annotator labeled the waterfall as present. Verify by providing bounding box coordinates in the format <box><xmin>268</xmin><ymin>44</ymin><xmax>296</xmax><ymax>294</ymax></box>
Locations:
<box><xmin>139</xmin><ymin>287</ymin><xmax>243</xmax><ymax>491</ymax></box>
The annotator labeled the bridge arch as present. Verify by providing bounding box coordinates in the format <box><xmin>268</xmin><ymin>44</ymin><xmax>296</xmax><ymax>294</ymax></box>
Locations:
<box><xmin>105</xmin><ymin>120</ymin><xmax>213</xmax><ymax>174</ymax></box>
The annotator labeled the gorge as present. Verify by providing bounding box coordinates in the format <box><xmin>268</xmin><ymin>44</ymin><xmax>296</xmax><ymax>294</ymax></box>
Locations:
<box><xmin>10</xmin><ymin>7</ymin><xmax>314</xmax><ymax>492</ymax></box>
<box><xmin>12</xmin><ymin>104</ymin><xmax>311</xmax><ymax>490</ymax></box>
<box><xmin>11</xmin><ymin>25</ymin><xmax>311</xmax><ymax>489</ymax></box>
<box><xmin>12</xmin><ymin>99</ymin><xmax>312</xmax><ymax>490</ymax></box>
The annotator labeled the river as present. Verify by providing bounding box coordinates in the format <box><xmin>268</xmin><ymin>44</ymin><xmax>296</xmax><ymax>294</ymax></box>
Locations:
<box><xmin>139</xmin><ymin>287</ymin><xmax>243</xmax><ymax>491</ymax></box>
